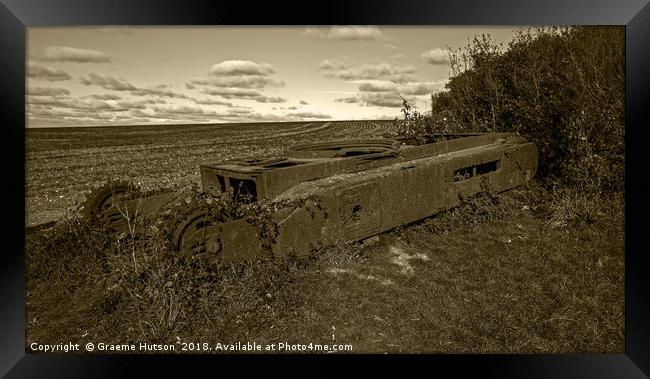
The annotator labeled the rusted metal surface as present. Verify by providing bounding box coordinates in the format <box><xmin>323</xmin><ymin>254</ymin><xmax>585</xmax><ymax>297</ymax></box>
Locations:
<box><xmin>80</xmin><ymin>133</ymin><xmax>538</xmax><ymax>261</ymax></box>
<box><xmin>247</xmin><ymin>133</ymin><xmax>536</xmax><ymax>260</ymax></box>
<box><xmin>80</xmin><ymin>182</ymin><xmax>179</xmax><ymax>233</ymax></box>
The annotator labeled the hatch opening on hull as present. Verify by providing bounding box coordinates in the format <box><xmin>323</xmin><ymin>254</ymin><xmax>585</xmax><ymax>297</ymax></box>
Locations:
<box><xmin>453</xmin><ymin>160</ymin><xmax>500</xmax><ymax>182</ymax></box>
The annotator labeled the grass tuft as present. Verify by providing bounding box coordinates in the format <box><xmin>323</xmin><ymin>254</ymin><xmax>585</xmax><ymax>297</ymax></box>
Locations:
<box><xmin>26</xmin><ymin>181</ymin><xmax>623</xmax><ymax>353</ymax></box>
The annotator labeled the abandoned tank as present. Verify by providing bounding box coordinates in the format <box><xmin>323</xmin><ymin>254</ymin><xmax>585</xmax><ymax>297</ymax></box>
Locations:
<box><xmin>81</xmin><ymin>133</ymin><xmax>538</xmax><ymax>261</ymax></box>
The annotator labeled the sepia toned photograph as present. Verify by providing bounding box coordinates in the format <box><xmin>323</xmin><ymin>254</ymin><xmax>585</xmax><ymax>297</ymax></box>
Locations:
<box><xmin>25</xmin><ymin>25</ymin><xmax>624</xmax><ymax>354</ymax></box>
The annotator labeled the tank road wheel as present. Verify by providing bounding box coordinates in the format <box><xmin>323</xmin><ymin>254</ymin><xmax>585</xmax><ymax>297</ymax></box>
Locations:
<box><xmin>162</xmin><ymin>203</ymin><xmax>234</xmax><ymax>259</ymax></box>
<box><xmin>81</xmin><ymin>181</ymin><xmax>141</xmax><ymax>229</ymax></box>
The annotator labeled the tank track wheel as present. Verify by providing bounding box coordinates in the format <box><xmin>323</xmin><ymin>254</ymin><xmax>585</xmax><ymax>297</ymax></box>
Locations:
<box><xmin>160</xmin><ymin>198</ymin><xmax>237</xmax><ymax>258</ymax></box>
<box><xmin>81</xmin><ymin>180</ymin><xmax>142</xmax><ymax>228</ymax></box>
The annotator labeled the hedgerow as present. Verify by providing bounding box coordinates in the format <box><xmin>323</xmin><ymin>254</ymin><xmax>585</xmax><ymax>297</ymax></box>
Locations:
<box><xmin>395</xmin><ymin>26</ymin><xmax>624</xmax><ymax>193</ymax></box>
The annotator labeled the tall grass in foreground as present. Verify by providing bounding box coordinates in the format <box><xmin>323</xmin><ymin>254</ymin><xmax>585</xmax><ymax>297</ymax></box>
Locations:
<box><xmin>26</xmin><ymin>181</ymin><xmax>623</xmax><ymax>352</ymax></box>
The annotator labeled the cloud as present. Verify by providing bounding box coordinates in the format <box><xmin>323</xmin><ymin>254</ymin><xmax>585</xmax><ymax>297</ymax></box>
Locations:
<box><xmin>130</xmin><ymin>86</ymin><xmax>188</xmax><ymax>99</ymax></box>
<box><xmin>86</xmin><ymin>94</ymin><xmax>122</xmax><ymax>100</ymax></box>
<box><xmin>108</xmin><ymin>100</ymin><xmax>150</xmax><ymax>110</ymax></box>
<box><xmin>41</xmin><ymin>46</ymin><xmax>112</xmax><ymax>63</ymax></box>
<box><xmin>327</xmin><ymin>26</ymin><xmax>385</xmax><ymax>41</ymax></box>
<box><xmin>131</xmin><ymin>105</ymin><xmax>275</xmax><ymax>123</ymax></box>
<box><xmin>27</xmin><ymin>96</ymin><xmax>147</xmax><ymax>111</ymax></box>
<box><xmin>193</xmin><ymin>98</ymin><xmax>235</xmax><ymax>106</ymax></box>
<box><xmin>150</xmin><ymin>105</ymin><xmax>218</xmax><ymax>116</ymax></box>
<box><xmin>199</xmin><ymin>88</ymin><xmax>286</xmax><ymax>103</ymax></box>
<box><xmin>189</xmin><ymin>76</ymin><xmax>283</xmax><ymax>89</ymax></box>
<box><xmin>81</xmin><ymin>74</ymin><xmax>188</xmax><ymax>101</ymax></box>
<box><xmin>26</xmin><ymin>96</ymin><xmax>69</xmax><ymax>107</ymax></box>
<box><xmin>80</xmin><ymin>73</ymin><xmax>137</xmax><ymax>91</ymax></box>
<box><xmin>335</xmin><ymin>93</ymin><xmax>404</xmax><ymax>108</ymax></box>
<box><xmin>357</xmin><ymin>80</ymin><xmax>397</xmax><ymax>92</ymax></box>
<box><xmin>28</xmin><ymin>94</ymin><xmax>324</xmax><ymax>125</ymax></box>
<box><xmin>200</xmin><ymin>88</ymin><xmax>262</xmax><ymax>98</ymax></box>
<box><xmin>421</xmin><ymin>48</ymin><xmax>450</xmax><ymax>65</ymax></box>
<box><xmin>28</xmin><ymin>102</ymin><xmax>160</xmax><ymax>126</ymax></box>
<box><xmin>338</xmin><ymin>79</ymin><xmax>446</xmax><ymax>109</ymax></box>
<box><xmin>254</xmin><ymin>96</ymin><xmax>287</xmax><ymax>103</ymax></box>
<box><xmin>28</xmin><ymin>107</ymin><xmax>112</xmax><ymax>119</ymax></box>
<box><xmin>334</xmin><ymin>96</ymin><xmax>361</xmax><ymax>104</ymax></box>
<box><xmin>28</xmin><ymin>87</ymin><xmax>70</xmax><ymax>96</ymax></box>
<box><xmin>399</xmin><ymin>80</ymin><xmax>448</xmax><ymax>95</ymax></box>
<box><xmin>287</xmin><ymin>106</ymin><xmax>298</xmax><ymax>110</ymax></box>
<box><xmin>193</xmin><ymin>97</ymin><xmax>251</xmax><ymax>110</ymax></box>
<box><xmin>27</xmin><ymin>63</ymin><xmax>72</xmax><ymax>81</ymax></box>
<box><xmin>286</xmin><ymin>111</ymin><xmax>331</xmax><ymax>119</ymax></box>
<box><xmin>322</xmin><ymin>57</ymin><xmax>446</xmax><ymax>110</ymax></box>
<box><xmin>28</xmin><ymin>99</ymin><xmax>238</xmax><ymax>126</ymax></box>
<box><xmin>225</xmin><ymin>107</ymin><xmax>254</xmax><ymax>115</ymax></box>
<box><xmin>359</xmin><ymin>92</ymin><xmax>405</xmax><ymax>108</ymax></box>
<box><xmin>355</xmin><ymin>80</ymin><xmax>446</xmax><ymax>95</ymax></box>
<box><xmin>323</xmin><ymin>62</ymin><xmax>416</xmax><ymax>83</ymax></box>
<box><xmin>301</xmin><ymin>28</ymin><xmax>325</xmax><ymax>38</ymax></box>
<box><xmin>318</xmin><ymin>59</ymin><xmax>348</xmax><ymax>70</ymax></box>
<box><xmin>304</xmin><ymin>26</ymin><xmax>385</xmax><ymax>42</ymax></box>
<box><xmin>300</xmin><ymin>100</ymin><xmax>309</xmax><ymax>105</ymax></box>
<box><xmin>139</xmin><ymin>98</ymin><xmax>168</xmax><ymax>104</ymax></box>
<box><xmin>209</xmin><ymin>60</ymin><xmax>274</xmax><ymax>76</ymax></box>
<box><xmin>188</xmin><ymin>60</ymin><xmax>284</xmax><ymax>103</ymax></box>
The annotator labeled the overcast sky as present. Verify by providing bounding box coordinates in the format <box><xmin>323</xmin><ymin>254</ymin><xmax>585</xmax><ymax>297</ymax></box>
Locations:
<box><xmin>27</xmin><ymin>26</ymin><xmax>519</xmax><ymax>127</ymax></box>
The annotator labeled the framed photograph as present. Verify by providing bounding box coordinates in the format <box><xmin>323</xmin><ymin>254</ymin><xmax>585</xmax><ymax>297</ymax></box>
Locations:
<box><xmin>2</xmin><ymin>0</ymin><xmax>649</xmax><ymax>376</ymax></box>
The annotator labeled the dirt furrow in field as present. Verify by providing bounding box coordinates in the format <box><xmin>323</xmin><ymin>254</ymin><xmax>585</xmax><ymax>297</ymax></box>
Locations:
<box><xmin>27</xmin><ymin>121</ymin><xmax>322</xmax><ymax>159</ymax></box>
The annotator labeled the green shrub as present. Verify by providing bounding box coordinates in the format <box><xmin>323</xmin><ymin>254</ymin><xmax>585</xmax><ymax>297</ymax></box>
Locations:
<box><xmin>398</xmin><ymin>26</ymin><xmax>624</xmax><ymax>193</ymax></box>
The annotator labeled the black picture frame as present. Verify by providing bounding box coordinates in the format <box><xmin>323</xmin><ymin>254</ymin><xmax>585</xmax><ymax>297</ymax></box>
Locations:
<box><xmin>2</xmin><ymin>0</ymin><xmax>649</xmax><ymax>376</ymax></box>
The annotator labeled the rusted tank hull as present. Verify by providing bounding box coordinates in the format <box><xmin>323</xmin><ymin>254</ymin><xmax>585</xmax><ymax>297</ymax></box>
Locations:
<box><xmin>76</xmin><ymin>133</ymin><xmax>538</xmax><ymax>262</ymax></box>
<box><xmin>215</xmin><ymin>136</ymin><xmax>537</xmax><ymax>261</ymax></box>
